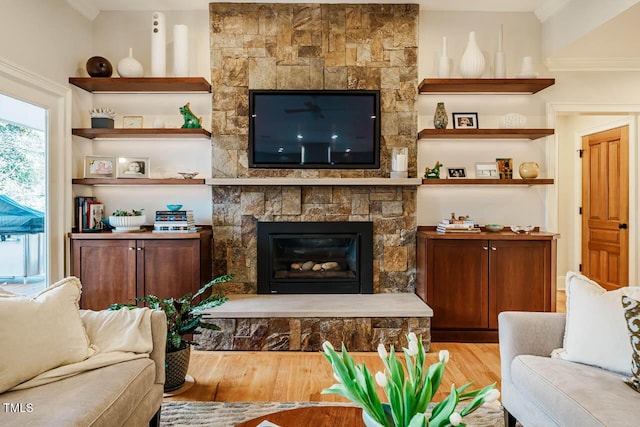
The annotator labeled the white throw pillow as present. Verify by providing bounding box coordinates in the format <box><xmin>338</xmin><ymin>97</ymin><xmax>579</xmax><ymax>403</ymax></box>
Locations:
<box><xmin>557</xmin><ymin>272</ymin><xmax>640</xmax><ymax>375</ymax></box>
<box><xmin>0</xmin><ymin>277</ymin><xmax>94</xmax><ymax>393</ymax></box>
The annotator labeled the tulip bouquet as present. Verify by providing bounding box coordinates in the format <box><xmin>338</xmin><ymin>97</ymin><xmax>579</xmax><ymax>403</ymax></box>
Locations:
<box><xmin>321</xmin><ymin>333</ymin><xmax>499</xmax><ymax>427</ymax></box>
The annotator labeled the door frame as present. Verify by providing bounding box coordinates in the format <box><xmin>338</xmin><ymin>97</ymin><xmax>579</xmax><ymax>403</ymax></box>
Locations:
<box><xmin>548</xmin><ymin>103</ymin><xmax>639</xmax><ymax>287</ymax></box>
<box><xmin>0</xmin><ymin>58</ymin><xmax>72</xmax><ymax>283</ymax></box>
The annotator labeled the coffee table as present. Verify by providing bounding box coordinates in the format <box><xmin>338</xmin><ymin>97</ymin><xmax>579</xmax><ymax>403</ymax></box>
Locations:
<box><xmin>235</xmin><ymin>405</ymin><xmax>363</xmax><ymax>426</ymax></box>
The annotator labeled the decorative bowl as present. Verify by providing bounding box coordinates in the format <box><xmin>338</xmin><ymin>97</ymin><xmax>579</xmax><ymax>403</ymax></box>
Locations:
<box><xmin>510</xmin><ymin>225</ymin><xmax>535</xmax><ymax>234</ymax></box>
<box><xmin>166</xmin><ymin>204</ymin><xmax>183</xmax><ymax>211</ymax></box>
<box><xmin>108</xmin><ymin>215</ymin><xmax>146</xmax><ymax>232</ymax></box>
<box><xmin>177</xmin><ymin>171</ymin><xmax>199</xmax><ymax>179</ymax></box>
<box><xmin>484</xmin><ymin>224</ymin><xmax>504</xmax><ymax>233</ymax></box>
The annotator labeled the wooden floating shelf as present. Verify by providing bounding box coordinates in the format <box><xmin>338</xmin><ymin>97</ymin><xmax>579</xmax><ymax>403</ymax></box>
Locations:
<box><xmin>421</xmin><ymin>179</ymin><xmax>554</xmax><ymax>185</ymax></box>
<box><xmin>418</xmin><ymin>78</ymin><xmax>555</xmax><ymax>94</ymax></box>
<box><xmin>72</xmin><ymin>178</ymin><xmax>206</xmax><ymax>185</ymax></box>
<box><xmin>72</xmin><ymin>128</ymin><xmax>211</xmax><ymax>139</ymax></box>
<box><xmin>68</xmin><ymin>77</ymin><xmax>212</xmax><ymax>93</ymax></box>
<box><xmin>418</xmin><ymin>128</ymin><xmax>554</xmax><ymax>140</ymax></box>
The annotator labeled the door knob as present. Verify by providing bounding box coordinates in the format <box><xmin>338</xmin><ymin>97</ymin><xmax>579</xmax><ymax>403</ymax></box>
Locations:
<box><xmin>619</xmin><ymin>223</ymin><xmax>628</xmax><ymax>229</ymax></box>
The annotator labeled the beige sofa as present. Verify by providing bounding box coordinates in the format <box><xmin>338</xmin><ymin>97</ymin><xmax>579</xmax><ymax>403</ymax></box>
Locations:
<box><xmin>1</xmin><ymin>310</ymin><xmax>166</xmax><ymax>427</ymax></box>
<box><xmin>499</xmin><ymin>311</ymin><xmax>640</xmax><ymax>427</ymax></box>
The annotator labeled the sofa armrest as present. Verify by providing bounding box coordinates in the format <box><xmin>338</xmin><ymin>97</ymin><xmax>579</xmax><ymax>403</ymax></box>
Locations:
<box><xmin>149</xmin><ymin>310</ymin><xmax>167</xmax><ymax>385</ymax></box>
<box><xmin>498</xmin><ymin>311</ymin><xmax>565</xmax><ymax>384</ymax></box>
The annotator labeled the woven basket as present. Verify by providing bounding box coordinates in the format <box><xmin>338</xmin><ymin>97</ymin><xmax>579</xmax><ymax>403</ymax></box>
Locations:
<box><xmin>164</xmin><ymin>345</ymin><xmax>191</xmax><ymax>392</ymax></box>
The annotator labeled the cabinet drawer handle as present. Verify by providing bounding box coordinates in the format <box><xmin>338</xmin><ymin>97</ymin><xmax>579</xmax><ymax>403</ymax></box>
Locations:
<box><xmin>128</xmin><ymin>247</ymin><xmax>135</xmax><ymax>250</ymax></box>
<box><xmin>483</xmin><ymin>246</ymin><xmax>488</xmax><ymax>250</ymax></box>
<box><xmin>136</xmin><ymin>247</ymin><xmax>143</xmax><ymax>251</ymax></box>
<box><xmin>491</xmin><ymin>247</ymin><xmax>497</xmax><ymax>251</ymax></box>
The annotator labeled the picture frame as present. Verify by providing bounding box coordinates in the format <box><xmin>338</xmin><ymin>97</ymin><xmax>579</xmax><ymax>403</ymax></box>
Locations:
<box><xmin>86</xmin><ymin>202</ymin><xmax>104</xmax><ymax>230</ymax></box>
<box><xmin>474</xmin><ymin>162</ymin><xmax>499</xmax><ymax>179</ymax></box>
<box><xmin>446</xmin><ymin>167</ymin><xmax>467</xmax><ymax>179</ymax></box>
<box><xmin>84</xmin><ymin>155</ymin><xmax>115</xmax><ymax>178</ymax></box>
<box><xmin>452</xmin><ymin>112</ymin><xmax>479</xmax><ymax>129</ymax></box>
<box><xmin>496</xmin><ymin>157</ymin><xmax>514</xmax><ymax>179</ymax></box>
<box><xmin>122</xmin><ymin>115</ymin><xmax>144</xmax><ymax>128</ymax></box>
<box><xmin>116</xmin><ymin>157</ymin><xmax>150</xmax><ymax>178</ymax></box>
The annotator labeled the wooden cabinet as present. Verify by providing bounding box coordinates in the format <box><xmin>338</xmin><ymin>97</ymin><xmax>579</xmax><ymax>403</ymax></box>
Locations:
<box><xmin>70</xmin><ymin>229</ymin><xmax>212</xmax><ymax>310</ymax></box>
<box><xmin>416</xmin><ymin>228</ymin><xmax>558</xmax><ymax>342</ymax></box>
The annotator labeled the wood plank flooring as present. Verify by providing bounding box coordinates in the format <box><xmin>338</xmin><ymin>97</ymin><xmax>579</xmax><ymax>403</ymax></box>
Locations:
<box><xmin>166</xmin><ymin>291</ymin><xmax>566</xmax><ymax>403</ymax></box>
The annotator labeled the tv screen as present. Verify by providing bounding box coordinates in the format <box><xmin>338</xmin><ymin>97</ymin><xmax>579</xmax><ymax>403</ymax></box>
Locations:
<box><xmin>249</xmin><ymin>90</ymin><xmax>380</xmax><ymax>169</ymax></box>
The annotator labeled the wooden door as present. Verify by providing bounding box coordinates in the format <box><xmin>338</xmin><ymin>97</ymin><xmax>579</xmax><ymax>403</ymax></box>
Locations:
<box><xmin>489</xmin><ymin>240</ymin><xmax>554</xmax><ymax>329</ymax></box>
<box><xmin>139</xmin><ymin>239</ymin><xmax>200</xmax><ymax>300</ymax></box>
<box><xmin>581</xmin><ymin>126</ymin><xmax>629</xmax><ymax>290</ymax></box>
<box><xmin>71</xmin><ymin>239</ymin><xmax>137</xmax><ymax>310</ymax></box>
<box><xmin>427</xmin><ymin>239</ymin><xmax>489</xmax><ymax>329</ymax></box>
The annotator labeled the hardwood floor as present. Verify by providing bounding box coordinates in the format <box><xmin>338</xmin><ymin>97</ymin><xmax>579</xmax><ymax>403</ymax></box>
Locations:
<box><xmin>166</xmin><ymin>290</ymin><xmax>566</xmax><ymax>403</ymax></box>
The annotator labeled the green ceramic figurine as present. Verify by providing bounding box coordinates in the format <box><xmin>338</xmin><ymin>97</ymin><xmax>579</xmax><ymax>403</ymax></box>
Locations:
<box><xmin>179</xmin><ymin>102</ymin><xmax>203</xmax><ymax>129</ymax></box>
<box><xmin>424</xmin><ymin>161</ymin><xmax>443</xmax><ymax>179</ymax></box>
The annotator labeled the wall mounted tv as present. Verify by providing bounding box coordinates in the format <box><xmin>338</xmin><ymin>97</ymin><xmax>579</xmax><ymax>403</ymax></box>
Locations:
<box><xmin>249</xmin><ymin>90</ymin><xmax>380</xmax><ymax>169</ymax></box>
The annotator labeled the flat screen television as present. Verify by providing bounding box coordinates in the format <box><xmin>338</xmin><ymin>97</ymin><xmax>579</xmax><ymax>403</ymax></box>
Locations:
<box><xmin>248</xmin><ymin>90</ymin><xmax>380</xmax><ymax>169</ymax></box>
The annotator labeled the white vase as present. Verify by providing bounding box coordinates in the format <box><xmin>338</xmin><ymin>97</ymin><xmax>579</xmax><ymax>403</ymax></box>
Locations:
<box><xmin>437</xmin><ymin>36</ymin><xmax>450</xmax><ymax>78</ymax></box>
<box><xmin>494</xmin><ymin>24</ymin><xmax>506</xmax><ymax>78</ymax></box>
<box><xmin>459</xmin><ymin>31</ymin><xmax>485</xmax><ymax>78</ymax></box>
<box><xmin>117</xmin><ymin>48</ymin><xmax>144</xmax><ymax>78</ymax></box>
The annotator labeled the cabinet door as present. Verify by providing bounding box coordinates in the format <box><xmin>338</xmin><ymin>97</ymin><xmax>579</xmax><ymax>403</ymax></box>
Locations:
<box><xmin>416</xmin><ymin>235</ymin><xmax>427</xmax><ymax>301</ymax></box>
<box><xmin>138</xmin><ymin>239</ymin><xmax>200</xmax><ymax>300</ymax></box>
<box><xmin>71</xmin><ymin>239</ymin><xmax>137</xmax><ymax>310</ymax></box>
<box><xmin>489</xmin><ymin>240</ymin><xmax>553</xmax><ymax>328</ymax></box>
<box><xmin>427</xmin><ymin>239</ymin><xmax>489</xmax><ymax>329</ymax></box>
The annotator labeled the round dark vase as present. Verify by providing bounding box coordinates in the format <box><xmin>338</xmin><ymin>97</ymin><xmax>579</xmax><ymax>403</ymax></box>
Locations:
<box><xmin>164</xmin><ymin>344</ymin><xmax>191</xmax><ymax>392</ymax></box>
<box><xmin>86</xmin><ymin>56</ymin><xmax>113</xmax><ymax>77</ymax></box>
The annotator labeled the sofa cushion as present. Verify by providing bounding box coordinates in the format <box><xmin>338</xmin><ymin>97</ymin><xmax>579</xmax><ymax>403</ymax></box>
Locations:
<box><xmin>0</xmin><ymin>277</ymin><xmax>94</xmax><ymax>393</ymax></box>
<box><xmin>512</xmin><ymin>355</ymin><xmax>640</xmax><ymax>427</ymax></box>
<box><xmin>556</xmin><ymin>272</ymin><xmax>640</xmax><ymax>375</ymax></box>
<box><xmin>622</xmin><ymin>295</ymin><xmax>640</xmax><ymax>392</ymax></box>
<box><xmin>0</xmin><ymin>358</ymin><xmax>159</xmax><ymax>427</ymax></box>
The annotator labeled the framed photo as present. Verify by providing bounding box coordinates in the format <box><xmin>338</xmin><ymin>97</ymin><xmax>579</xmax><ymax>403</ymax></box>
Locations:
<box><xmin>122</xmin><ymin>115</ymin><xmax>144</xmax><ymax>128</ymax></box>
<box><xmin>116</xmin><ymin>157</ymin><xmax>150</xmax><ymax>178</ymax></box>
<box><xmin>84</xmin><ymin>155</ymin><xmax>115</xmax><ymax>178</ymax></box>
<box><xmin>447</xmin><ymin>167</ymin><xmax>467</xmax><ymax>179</ymax></box>
<box><xmin>86</xmin><ymin>202</ymin><xmax>104</xmax><ymax>230</ymax></box>
<box><xmin>496</xmin><ymin>157</ymin><xmax>514</xmax><ymax>179</ymax></box>
<box><xmin>475</xmin><ymin>162</ymin><xmax>499</xmax><ymax>179</ymax></box>
<box><xmin>452</xmin><ymin>112</ymin><xmax>479</xmax><ymax>129</ymax></box>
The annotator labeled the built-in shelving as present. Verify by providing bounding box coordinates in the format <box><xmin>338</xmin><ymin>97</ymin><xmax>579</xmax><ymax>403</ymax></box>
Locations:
<box><xmin>421</xmin><ymin>178</ymin><xmax>553</xmax><ymax>185</ymax></box>
<box><xmin>68</xmin><ymin>77</ymin><xmax>212</xmax><ymax>93</ymax></box>
<box><xmin>72</xmin><ymin>178</ymin><xmax>206</xmax><ymax>186</ymax></box>
<box><xmin>205</xmin><ymin>177</ymin><xmax>423</xmax><ymax>186</ymax></box>
<box><xmin>418</xmin><ymin>78</ymin><xmax>555</xmax><ymax>94</ymax></box>
<box><xmin>418</xmin><ymin>128</ymin><xmax>554</xmax><ymax>140</ymax></box>
<box><xmin>72</xmin><ymin>128</ymin><xmax>211</xmax><ymax>139</ymax></box>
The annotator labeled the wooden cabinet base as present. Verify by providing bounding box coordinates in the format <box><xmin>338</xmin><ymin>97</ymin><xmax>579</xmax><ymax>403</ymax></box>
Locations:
<box><xmin>431</xmin><ymin>329</ymin><xmax>499</xmax><ymax>343</ymax></box>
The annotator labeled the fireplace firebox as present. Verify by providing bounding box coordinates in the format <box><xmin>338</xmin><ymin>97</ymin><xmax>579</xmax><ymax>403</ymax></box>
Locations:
<box><xmin>257</xmin><ymin>222</ymin><xmax>373</xmax><ymax>294</ymax></box>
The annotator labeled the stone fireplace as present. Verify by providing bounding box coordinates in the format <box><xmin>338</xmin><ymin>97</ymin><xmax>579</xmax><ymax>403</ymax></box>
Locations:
<box><xmin>257</xmin><ymin>221</ymin><xmax>373</xmax><ymax>294</ymax></box>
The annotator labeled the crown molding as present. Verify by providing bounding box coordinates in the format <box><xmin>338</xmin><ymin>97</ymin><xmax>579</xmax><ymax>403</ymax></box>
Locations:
<box><xmin>535</xmin><ymin>0</ymin><xmax>571</xmax><ymax>22</ymax></box>
<box><xmin>65</xmin><ymin>0</ymin><xmax>100</xmax><ymax>21</ymax></box>
<box><xmin>545</xmin><ymin>57</ymin><xmax>640</xmax><ymax>71</ymax></box>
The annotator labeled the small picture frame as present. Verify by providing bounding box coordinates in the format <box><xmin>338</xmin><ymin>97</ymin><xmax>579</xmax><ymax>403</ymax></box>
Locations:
<box><xmin>447</xmin><ymin>167</ymin><xmax>467</xmax><ymax>179</ymax></box>
<box><xmin>84</xmin><ymin>155</ymin><xmax>115</xmax><ymax>178</ymax></box>
<box><xmin>117</xmin><ymin>157</ymin><xmax>150</xmax><ymax>178</ymax></box>
<box><xmin>475</xmin><ymin>162</ymin><xmax>499</xmax><ymax>179</ymax></box>
<box><xmin>496</xmin><ymin>157</ymin><xmax>514</xmax><ymax>179</ymax></box>
<box><xmin>452</xmin><ymin>112</ymin><xmax>479</xmax><ymax>129</ymax></box>
<box><xmin>122</xmin><ymin>115</ymin><xmax>144</xmax><ymax>128</ymax></box>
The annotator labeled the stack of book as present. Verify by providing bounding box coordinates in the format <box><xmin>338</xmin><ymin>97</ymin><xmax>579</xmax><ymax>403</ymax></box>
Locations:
<box><xmin>75</xmin><ymin>196</ymin><xmax>104</xmax><ymax>232</ymax></box>
<box><xmin>436</xmin><ymin>218</ymin><xmax>480</xmax><ymax>233</ymax></box>
<box><xmin>153</xmin><ymin>210</ymin><xmax>196</xmax><ymax>233</ymax></box>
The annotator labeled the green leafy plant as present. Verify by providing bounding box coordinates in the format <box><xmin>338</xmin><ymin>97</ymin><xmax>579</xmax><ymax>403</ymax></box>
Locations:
<box><xmin>111</xmin><ymin>208</ymin><xmax>144</xmax><ymax>216</ymax></box>
<box><xmin>321</xmin><ymin>334</ymin><xmax>499</xmax><ymax>427</ymax></box>
<box><xmin>110</xmin><ymin>274</ymin><xmax>233</xmax><ymax>352</ymax></box>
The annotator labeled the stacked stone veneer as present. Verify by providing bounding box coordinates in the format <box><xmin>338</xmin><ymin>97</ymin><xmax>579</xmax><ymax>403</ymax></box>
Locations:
<box><xmin>199</xmin><ymin>3</ymin><xmax>428</xmax><ymax>351</ymax></box>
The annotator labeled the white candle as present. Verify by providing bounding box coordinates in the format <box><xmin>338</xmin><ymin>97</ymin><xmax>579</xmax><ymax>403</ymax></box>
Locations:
<box><xmin>396</xmin><ymin>153</ymin><xmax>407</xmax><ymax>171</ymax></box>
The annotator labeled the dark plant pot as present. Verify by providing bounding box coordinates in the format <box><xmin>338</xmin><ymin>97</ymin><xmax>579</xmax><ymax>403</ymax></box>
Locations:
<box><xmin>164</xmin><ymin>345</ymin><xmax>190</xmax><ymax>392</ymax></box>
<box><xmin>91</xmin><ymin>118</ymin><xmax>114</xmax><ymax>128</ymax></box>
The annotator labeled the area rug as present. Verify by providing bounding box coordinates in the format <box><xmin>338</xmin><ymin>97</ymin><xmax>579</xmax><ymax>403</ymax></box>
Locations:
<box><xmin>160</xmin><ymin>401</ymin><xmax>506</xmax><ymax>426</ymax></box>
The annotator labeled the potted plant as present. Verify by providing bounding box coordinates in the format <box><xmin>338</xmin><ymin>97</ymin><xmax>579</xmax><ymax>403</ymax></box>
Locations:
<box><xmin>108</xmin><ymin>208</ymin><xmax>146</xmax><ymax>232</ymax></box>
<box><xmin>110</xmin><ymin>273</ymin><xmax>233</xmax><ymax>391</ymax></box>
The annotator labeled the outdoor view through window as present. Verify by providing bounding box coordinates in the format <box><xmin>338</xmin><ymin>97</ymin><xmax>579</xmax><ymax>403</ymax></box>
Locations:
<box><xmin>0</xmin><ymin>93</ymin><xmax>46</xmax><ymax>296</ymax></box>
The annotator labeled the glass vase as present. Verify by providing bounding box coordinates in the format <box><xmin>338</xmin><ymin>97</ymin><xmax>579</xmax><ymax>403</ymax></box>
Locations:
<box><xmin>433</xmin><ymin>102</ymin><xmax>448</xmax><ymax>129</ymax></box>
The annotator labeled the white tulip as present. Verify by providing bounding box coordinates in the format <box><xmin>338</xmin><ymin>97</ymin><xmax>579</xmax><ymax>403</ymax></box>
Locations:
<box><xmin>322</xmin><ymin>341</ymin><xmax>334</xmax><ymax>353</ymax></box>
<box><xmin>484</xmin><ymin>389</ymin><xmax>501</xmax><ymax>403</ymax></box>
<box><xmin>375</xmin><ymin>371</ymin><xmax>388</xmax><ymax>388</ymax></box>
<box><xmin>407</xmin><ymin>340</ymin><xmax>419</xmax><ymax>356</ymax></box>
<box><xmin>449</xmin><ymin>412</ymin><xmax>462</xmax><ymax>426</ymax></box>
<box><xmin>377</xmin><ymin>343</ymin><xmax>388</xmax><ymax>360</ymax></box>
<box><xmin>407</xmin><ymin>332</ymin><xmax>417</xmax><ymax>343</ymax></box>
<box><xmin>439</xmin><ymin>349</ymin><xmax>450</xmax><ymax>363</ymax></box>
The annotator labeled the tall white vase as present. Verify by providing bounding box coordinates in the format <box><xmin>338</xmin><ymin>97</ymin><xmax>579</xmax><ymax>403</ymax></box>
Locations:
<box><xmin>494</xmin><ymin>24</ymin><xmax>506</xmax><ymax>78</ymax></box>
<box><xmin>151</xmin><ymin>11</ymin><xmax>166</xmax><ymax>77</ymax></box>
<box><xmin>437</xmin><ymin>36</ymin><xmax>450</xmax><ymax>78</ymax></box>
<box><xmin>459</xmin><ymin>31</ymin><xmax>485</xmax><ymax>78</ymax></box>
<box><xmin>173</xmin><ymin>24</ymin><xmax>189</xmax><ymax>77</ymax></box>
